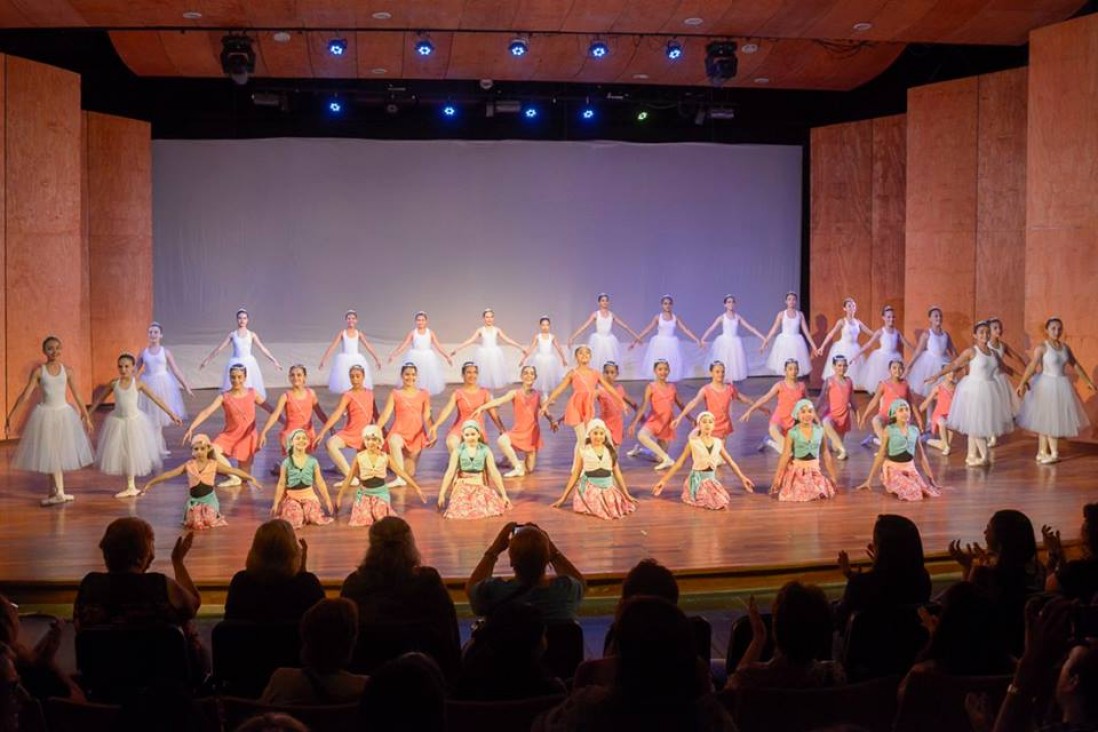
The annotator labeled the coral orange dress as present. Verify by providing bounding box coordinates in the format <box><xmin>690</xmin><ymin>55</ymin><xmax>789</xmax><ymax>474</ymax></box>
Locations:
<box><xmin>213</xmin><ymin>389</ymin><xmax>258</xmax><ymax>461</ymax></box>
<box><xmin>877</xmin><ymin>379</ymin><xmax>912</xmax><ymax>420</ymax></box>
<box><xmin>699</xmin><ymin>383</ymin><xmax>736</xmax><ymax>438</ymax></box>
<box><xmin>279</xmin><ymin>388</ymin><xmax>318</xmax><ymax>453</ymax></box>
<box><xmin>446</xmin><ymin>387</ymin><xmax>493</xmax><ymax>440</ymax></box>
<box><xmin>642</xmin><ymin>382</ymin><xmax>678</xmax><ymax>441</ymax></box>
<box><xmin>335</xmin><ymin>388</ymin><xmax>375</xmax><ymax>450</ymax></box>
<box><xmin>769</xmin><ymin>381</ymin><xmax>808</xmax><ymax>432</ymax></box>
<box><xmin>824</xmin><ymin>376</ymin><xmax>854</xmax><ymax>435</ymax></box>
<box><xmin>563</xmin><ymin>368</ymin><xmax>600</xmax><ymax>426</ymax></box>
<box><xmin>506</xmin><ymin>389</ymin><xmax>543</xmax><ymax>453</ymax></box>
<box><xmin>596</xmin><ymin>384</ymin><xmax>628</xmax><ymax>445</ymax></box>
<box><xmin>931</xmin><ymin>382</ymin><xmax>955</xmax><ymax>434</ymax></box>
<box><xmin>389</xmin><ymin>388</ymin><xmax>430</xmax><ymax>453</ymax></box>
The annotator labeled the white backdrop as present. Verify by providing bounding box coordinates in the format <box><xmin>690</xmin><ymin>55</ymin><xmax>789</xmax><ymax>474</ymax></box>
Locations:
<box><xmin>152</xmin><ymin>138</ymin><xmax>802</xmax><ymax>387</ymax></box>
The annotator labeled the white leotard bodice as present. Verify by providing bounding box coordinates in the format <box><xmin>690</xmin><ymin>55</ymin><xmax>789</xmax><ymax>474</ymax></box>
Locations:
<box><xmin>340</xmin><ymin>331</ymin><xmax>360</xmax><ymax>355</ymax></box>
<box><xmin>657</xmin><ymin>315</ymin><xmax>678</xmax><ymax>337</ymax></box>
<box><xmin>142</xmin><ymin>347</ymin><xmax>169</xmax><ymax>376</ymax></box>
<box><xmin>968</xmin><ymin>347</ymin><xmax>998</xmax><ymax>381</ymax></box>
<box><xmin>840</xmin><ymin>319</ymin><xmax>860</xmax><ymax>344</ymax></box>
<box><xmin>595</xmin><ymin>311</ymin><xmax>614</xmax><ymax>335</ymax></box>
<box><xmin>411</xmin><ymin>329</ymin><xmax>432</xmax><ymax>351</ymax></box>
<box><xmin>926</xmin><ymin>330</ymin><xmax>949</xmax><ymax>357</ymax></box>
<box><xmin>878</xmin><ymin>329</ymin><xmax>900</xmax><ymax>354</ymax></box>
<box><xmin>988</xmin><ymin>341</ymin><xmax>1007</xmax><ymax>375</ymax></box>
<box><xmin>40</xmin><ymin>365</ymin><xmax>67</xmax><ymax>407</ymax></box>
<box><xmin>721</xmin><ymin>314</ymin><xmax>740</xmax><ymax>338</ymax></box>
<box><xmin>230</xmin><ymin>331</ymin><xmax>253</xmax><ymax>359</ymax></box>
<box><xmin>780</xmin><ymin>312</ymin><xmax>801</xmax><ymax>335</ymax></box>
<box><xmin>689</xmin><ymin>437</ymin><xmax>723</xmax><ymax>471</ymax></box>
<box><xmin>1041</xmin><ymin>341</ymin><xmax>1068</xmax><ymax>378</ymax></box>
<box><xmin>112</xmin><ymin>378</ymin><xmax>140</xmax><ymax>417</ymax></box>
<box><xmin>536</xmin><ymin>333</ymin><xmax>554</xmax><ymax>355</ymax></box>
<box><xmin>481</xmin><ymin>326</ymin><xmax>499</xmax><ymax>347</ymax></box>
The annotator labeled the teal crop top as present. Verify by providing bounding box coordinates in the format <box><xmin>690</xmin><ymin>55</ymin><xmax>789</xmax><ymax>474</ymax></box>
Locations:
<box><xmin>789</xmin><ymin>424</ymin><xmax>823</xmax><ymax>459</ymax></box>
<box><xmin>886</xmin><ymin>424</ymin><xmax>919</xmax><ymax>461</ymax></box>
<box><xmin>283</xmin><ymin>455</ymin><xmax>319</xmax><ymax>487</ymax></box>
<box><xmin>458</xmin><ymin>443</ymin><xmax>489</xmax><ymax>473</ymax></box>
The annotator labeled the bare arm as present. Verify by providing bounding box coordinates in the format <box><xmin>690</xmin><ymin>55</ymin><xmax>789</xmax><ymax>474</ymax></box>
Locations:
<box><xmin>896</xmin><ymin>329</ymin><xmax>916</xmax><ymax>353</ymax></box>
<box><xmin>317</xmin><ymin>333</ymin><xmax>343</xmax><ymax>369</ymax></box>
<box><xmin>653</xmin><ymin>443</ymin><xmax>690</xmax><ymax>494</ymax></box>
<box><xmin>552</xmin><ymin>336</ymin><xmax>569</xmax><ymax>366</ymax></box>
<box><xmin>136</xmin><ymin>381</ymin><xmax>182</xmax><ymax>423</ymax></box>
<box><xmin>357</xmin><ymin>333</ymin><xmax>383</xmax><ymax>369</ymax></box>
<box><xmin>852</xmin><ymin>329</ymin><xmax>883</xmax><ymax>361</ymax></box>
<box><xmin>632</xmin><ymin>315</ymin><xmax>659</xmax><ymax>344</ymax></box>
<box><xmin>596</xmin><ymin>374</ymin><xmax>627</xmax><ymax>410</ymax></box>
<box><xmin>519</xmin><ymin>335</ymin><xmax>539</xmax><ymax>363</ymax></box>
<box><xmin>270</xmin><ymin>463</ymin><xmax>288</xmax><ymax>517</ymax></box>
<box><xmin>552</xmin><ymin>453</ymin><xmax>585</xmax><ymax>507</ymax></box>
<box><xmin>718</xmin><ymin>445</ymin><xmax>755</xmax><ymax>491</ymax></box>
<box><xmin>856</xmin><ymin>440</ymin><xmax>889</xmax><ymax>490</ymax></box>
<box><xmin>495</xmin><ymin>328</ymin><xmax>524</xmax><ymax>350</ymax></box>
<box><xmin>375</xmin><ymin>392</ymin><xmax>397</xmax><ymax>429</ymax></box>
<box><xmin>140</xmin><ymin>463</ymin><xmax>188</xmax><ymax>494</ymax></box>
<box><xmin>541</xmin><ymin>369</ymin><xmax>575</xmax><ymax>414</ymax></box>
<box><xmin>86</xmin><ymin>380</ymin><xmax>114</xmax><ymax>415</ymax></box>
<box><xmin>335</xmin><ymin>458</ymin><xmax>358</xmax><ymax>510</ymax></box>
<box><xmin>672</xmin><ymin>388</ymin><xmax>706</xmax><ymax>428</ymax></box>
<box><xmin>927</xmin><ymin>347</ymin><xmax>976</xmax><ymax>383</ymax></box>
<box><xmin>628</xmin><ymin>384</ymin><xmax>654</xmax><ymax>434</ymax></box>
<box><xmin>815</xmin><ymin>319</ymin><xmax>845</xmax><ymax>356</ymax></box>
<box><xmin>437</xmin><ymin>448</ymin><xmax>461</xmax><ymax>507</ymax></box>
<box><xmin>313</xmin><ymin>394</ymin><xmax>351</xmax><ymax>448</ymax></box>
<box><xmin>740</xmin><ymin>383</ymin><xmax>781</xmax><ymax>421</ymax></box>
<box><xmin>429</xmin><ymin>331</ymin><xmax>453</xmax><ymax>365</ymax></box>
<box><xmin>387</xmin><ymin>331</ymin><xmax>415</xmax><ymax>363</ymax></box>
<box><xmin>676</xmin><ymin>317</ymin><xmax>702</xmax><ymax>346</ymax></box>
<box><xmin>613</xmin><ymin>461</ymin><xmax>636</xmax><ymax>502</ymax></box>
<box><xmin>1065</xmin><ymin>345</ymin><xmax>1097</xmax><ymax>391</ymax></box>
<box><xmin>916</xmin><ymin>440</ymin><xmax>937</xmax><ymax>487</ymax></box>
<box><xmin>64</xmin><ymin>367</ymin><xmax>93</xmax><ymax>429</ymax></box>
<box><xmin>473</xmin><ymin>389</ymin><xmax>518</xmax><ymax>416</ymax></box>
<box><xmin>917</xmin><ymin>384</ymin><xmax>940</xmax><ymax>413</ymax></box>
<box><xmin>483</xmin><ymin>448</ymin><xmax>511</xmax><ymax>504</ymax></box>
<box><xmin>699</xmin><ymin>315</ymin><xmax>723</xmax><ymax>344</ymax></box>
<box><xmin>250</xmin><ymin>333</ymin><xmax>282</xmax><ymax>370</ymax></box>
<box><xmin>613</xmin><ymin>315</ymin><xmax>642</xmax><ymax>341</ymax></box>
<box><xmin>388</xmin><ymin>455</ymin><xmax>427</xmax><ymax>503</ymax></box>
<box><xmin>567</xmin><ymin>313</ymin><xmax>597</xmax><ymax>345</ymax></box>
<box><xmin>759</xmin><ymin>312</ymin><xmax>783</xmax><ymax>350</ymax></box>
<box><xmin>258</xmin><ymin>394</ymin><xmax>289</xmax><ymax>447</ymax></box>
<box><xmin>903</xmin><ymin>332</ymin><xmax>930</xmax><ymax>373</ymax></box>
<box><xmin>449</xmin><ymin>328</ymin><xmax>481</xmax><ymax>356</ymax></box>
<box><xmin>858</xmin><ymin>384</ymin><xmax>885</xmax><ymax>426</ymax></box>
<box><xmin>6</xmin><ymin>367</ymin><xmax>41</xmax><ymax>431</ymax></box>
<box><xmin>431</xmin><ymin>392</ymin><xmax>460</xmax><ymax>437</ymax></box>
<box><xmin>163</xmin><ymin>349</ymin><xmax>194</xmax><ymax>395</ymax></box>
<box><xmin>770</xmin><ymin>432</ymin><xmax>794</xmax><ymax>492</ymax></box>
<box><xmin>313</xmin><ymin>462</ymin><xmax>334</xmax><ymax>514</ymax></box>
<box><xmin>199</xmin><ymin>334</ymin><xmax>232</xmax><ymax>369</ymax></box>
<box><xmin>183</xmin><ymin>394</ymin><xmax>225</xmax><ymax>443</ymax></box>
<box><xmin>798</xmin><ymin>311</ymin><xmax>818</xmax><ymax>352</ymax></box>
<box><xmin>738</xmin><ymin>316</ymin><xmax>767</xmax><ymax>341</ymax></box>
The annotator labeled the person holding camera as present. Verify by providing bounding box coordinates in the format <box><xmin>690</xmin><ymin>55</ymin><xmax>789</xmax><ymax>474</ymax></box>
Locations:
<box><xmin>465</xmin><ymin>522</ymin><xmax>586</xmax><ymax>622</ymax></box>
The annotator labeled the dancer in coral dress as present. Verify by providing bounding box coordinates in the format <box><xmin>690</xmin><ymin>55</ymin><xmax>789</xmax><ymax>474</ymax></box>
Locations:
<box><xmin>1016</xmin><ymin>317</ymin><xmax>1095</xmax><ymax>464</ymax></box>
<box><xmin>520</xmin><ymin>317</ymin><xmax>569</xmax><ymax>398</ymax></box>
<box><xmin>568</xmin><ymin>293</ymin><xmax>641</xmax><ymax>372</ymax></box>
<box><xmin>815</xmin><ymin>355</ymin><xmax>856</xmax><ymax>460</ymax></box>
<box><xmin>318</xmin><ymin>310</ymin><xmax>383</xmax><ymax>392</ymax></box>
<box><xmin>552</xmin><ymin>419</ymin><xmax>637</xmax><ymax>520</ymax></box>
<box><xmin>920</xmin><ymin>371</ymin><xmax>957</xmax><ymax>455</ymax></box>
<box><xmin>437</xmin><ymin>421</ymin><xmax>511</xmax><ymax>519</ymax></box>
<box><xmin>258</xmin><ymin>365</ymin><xmax>328</xmax><ymax>455</ymax></box>
<box><xmin>450</xmin><ymin>309</ymin><xmax>524</xmax><ymax>390</ymax></box>
<box><xmin>626</xmin><ymin>360</ymin><xmax>684</xmax><ymax>470</ymax></box>
<box><xmin>375</xmin><ymin>363</ymin><xmax>435</xmax><ymax>488</ymax></box>
<box><xmin>632</xmin><ymin>295</ymin><xmax>702</xmax><ymax>382</ymax></box>
<box><xmin>432</xmin><ymin>362</ymin><xmax>506</xmax><ymax>452</ymax></box>
<box><xmin>472</xmin><ymin>365</ymin><xmax>557</xmax><ymax>478</ymax></box>
<box><xmin>271</xmin><ymin>429</ymin><xmax>334</xmax><ymax>528</ymax></box>
<box><xmin>314</xmin><ymin>365</ymin><xmax>375</xmax><ymax>483</ymax></box>
<box><xmin>136</xmin><ymin>322</ymin><xmax>193</xmax><ymax>451</ymax></box>
<box><xmin>699</xmin><ymin>295</ymin><xmax>767</xmax><ymax>382</ymax></box>
<box><xmin>673</xmin><ymin>361</ymin><xmax>756</xmax><ymax>440</ymax></box>
<box><xmin>741</xmin><ymin>359</ymin><xmax>803</xmax><ymax>454</ymax></box>
<box><xmin>761</xmin><ymin>292</ymin><xmax>817</xmax><ymax>376</ymax></box>
<box><xmin>339</xmin><ymin>425</ymin><xmax>426</xmax><ymax>526</ymax></box>
<box><xmin>199</xmin><ymin>309</ymin><xmax>282</xmax><ymax>400</ymax></box>
<box><xmin>856</xmin><ymin>399</ymin><xmax>941</xmax><ymax>501</ymax></box>
<box><xmin>387</xmin><ymin>311</ymin><xmax>452</xmax><ymax>395</ymax></box>
<box><xmin>653</xmin><ymin>412</ymin><xmax>755</xmax><ymax>509</ymax></box>
<box><xmin>542</xmin><ymin>345</ymin><xmax>626</xmax><ymax>453</ymax></box>
<box><xmin>595</xmin><ymin>361</ymin><xmax>636</xmax><ymax>447</ymax></box>
<box><xmin>6</xmin><ymin>336</ymin><xmax>95</xmax><ymax>506</ymax></box>
<box><xmin>858</xmin><ymin>360</ymin><xmax>923</xmax><ymax>445</ymax></box>
<box><xmin>814</xmin><ymin>298</ymin><xmax>872</xmax><ymax>387</ymax></box>
<box><xmin>770</xmin><ymin>400</ymin><xmax>838</xmax><ymax>503</ymax></box>
<box><xmin>184</xmin><ymin>364</ymin><xmax>269</xmax><ymax>486</ymax></box>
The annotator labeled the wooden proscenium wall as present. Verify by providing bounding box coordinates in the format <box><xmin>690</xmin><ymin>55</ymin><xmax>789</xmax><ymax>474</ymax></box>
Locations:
<box><xmin>2</xmin><ymin>54</ymin><xmax>152</xmax><ymax>432</ymax></box>
<box><xmin>808</xmin><ymin>114</ymin><xmax>906</xmax><ymax>387</ymax></box>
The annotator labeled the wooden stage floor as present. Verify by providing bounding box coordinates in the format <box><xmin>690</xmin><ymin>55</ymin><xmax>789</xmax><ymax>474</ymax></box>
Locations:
<box><xmin>2</xmin><ymin>378</ymin><xmax>1095</xmax><ymax>603</ymax></box>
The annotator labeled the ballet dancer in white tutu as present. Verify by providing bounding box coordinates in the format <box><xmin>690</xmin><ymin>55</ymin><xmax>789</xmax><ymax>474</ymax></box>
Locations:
<box><xmin>4</xmin><ymin>336</ymin><xmax>94</xmax><ymax>506</ymax></box>
<box><xmin>451</xmin><ymin>308</ymin><xmax>524</xmax><ymax>390</ymax></box>
<box><xmin>904</xmin><ymin>307</ymin><xmax>956</xmax><ymax>398</ymax></box>
<box><xmin>388</xmin><ymin>311</ymin><xmax>452</xmax><ymax>396</ymax></box>
<box><xmin>199</xmin><ymin>308</ymin><xmax>283</xmax><ymax>400</ymax></box>
<box><xmin>761</xmin><ymin>292</ymin><xmax>817</xmax><ymax>377</ymax></box>
<box><xmin>88</xmin><ymin>353</ymin><xmax>182</xmax><ymax>498</ymax></box>
<box><xmin>699</xmin><ymin>295</ymin><xmax>767</xmax><ymax>382</ymax></box>
<box><xmin>925</xmin><ymin>321</ymin><xmax>1016</xmax><ymax>467</ymax></box>
<box><xmin>814</xmin><ymin>297</ymin><xmax>872</xmax><ymax>387</ymax></box>
<box><xmin>986</xmin><ymin>317</ymin><xmax>1026</xmax><ymax>433</ymax></box>
<box><xmin>631</xmin><ymin>295</ymin><xmax>702</xmax><ymax>383</ymax></box>
<box><xmin>318</xmin><ymin>310</ymin><xmax>383</xmax><ymax>393</ymax></box>
<box><xmin>135</xmin><ymin>322</ymin><xmax>192</xmax><ymax>453</ymax></box>
<box><xmin>1016</xmin><ymin>317</ymin><xmax>1095</xmax><ymax>464</ymax></box>
<box><xmin>853</xmin><ymin>305</ymin><xmax>914</xmax><ymax>392</ymax></box>
<box><xmin>568</xmin><ymin>293</ymin><xmax>642</xmax><ymax>372</ymax></box>
<box><xmin>520</xmin><ymin>316</ymin><xmax>568</xmax><ymax>398</ymax></box>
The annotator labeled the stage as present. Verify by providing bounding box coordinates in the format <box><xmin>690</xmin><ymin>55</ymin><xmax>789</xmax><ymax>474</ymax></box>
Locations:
<box><xmin>1</xmin><ymin>378</ymin><xmax>1095</xmax><ymax>608</ymax></box>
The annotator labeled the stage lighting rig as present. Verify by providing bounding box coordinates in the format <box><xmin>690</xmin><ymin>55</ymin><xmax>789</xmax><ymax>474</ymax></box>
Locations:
<box><xmin>220</xmin><ymin>34</ymin><xmax>256</xmax><ymax>85</ymax></box>
<box><xmin>705</xmin><ymin>41</ymin><xmax>738</xmax><ymax>87</ymax></box>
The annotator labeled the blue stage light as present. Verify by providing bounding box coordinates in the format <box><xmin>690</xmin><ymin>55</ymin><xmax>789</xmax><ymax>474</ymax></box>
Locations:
<box><xmin>442</xmin><ymin>104</ymin><xmax>457</xmax><ymax>117</ymax></box>
<box><xmin>589</xmin><ymin>40</ymin><xmax>609</xmax><ymax>58</ymax></box>
<box><xmin>524</xmin><ymin>107</ymin><xmax>538</xmax><ymax>119</ymax></box>
<box><xmin>415</xmin><ymin>39</ymin><xmax>434</xmax><ymax>56</ymax></box>
<box><xmin>328</xmin><ymin>38</ymin><xmax>347</xmax><ymax>56</ymax></box>
<box><xmin>581</xmin><ymin>107</ymin><xmax>595</xmax><ymax>120</ymax></box>
<box><xmin>666</xmin><ymin>40</ymin><xmax>683</xmax><ymax>60</ymax></box>
<box><xmin>328</xmin><ymin>99</ymin><xmax>342</xmax><ymax>114</ymax></box>
<box><xmin>509</xmin><ymin>38</ymin><xmax>528</xmax><ymax>57</ymax></box>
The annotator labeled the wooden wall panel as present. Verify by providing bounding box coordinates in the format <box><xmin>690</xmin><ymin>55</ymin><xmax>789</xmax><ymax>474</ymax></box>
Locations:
<box><xmin>0</xmin><ymin>56</ymin><xmax>5</xmax><ymax>427</ymax></box>
<box><xmin>1026</xmin><ymin>14</ymin><xmax>1098</xmax><ymax>433</ymax></box>
<box><xmin>870</xmin><ymin>114</ymin><xmax>907</xmax><ymax>329</ymax></box>
<box><xmin>975</xmin><ymin>68</ymin><xmax>1028</xmax><ymax>347</ymax></box>
<box><xmin>85</xmin><ymin>112</ymin><xmax>153</xmax><ymax>388</ymax></box>
<box><xmin>4</xmin><ymin>56</ymin><xmax>85</xmax><ymax>422</ymax></box>
<box><xmin>904</xmin><ymin>77</ymin><xmax>979</xmax><ymax>345</ymax></box>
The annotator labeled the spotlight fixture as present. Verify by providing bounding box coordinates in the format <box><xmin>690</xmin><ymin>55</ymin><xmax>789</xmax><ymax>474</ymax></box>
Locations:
<box><xmin>665</xmin><ymin>40</ymin><xmax>683</xmax><ymax>60</ymax></box>
<box><xmin>524</xmin><ymin>106</ymin><xmax>539</xmax><ymax>119</ymax></box>
<box><xmin>580</xmin><ymin>104</ymin><xmax>595</xmax><ymax>120</ymax></box>
<box><xmin>509</xmin><ymin>37</ymin><xmax>529</xmax><ymax>57</ymax></box>
<box><xmin>442</xmin><ymin>103</ymin><xmax>457</xmax><ymax>117</ymax></box>
<box><xmin>414</xmin><ymin>37</ymin><xmax>434</xmax><ymax>56</ymax></box>
<box><xmin>588</xmin><ymin>39</ymin><xmax>609</xmax><ymax>58</ymax></box>
<box><xmin>328</xmin><ymin>98</ymin><xmax>343</xmax><ymax>114</ymax></box>
<box><xmin>636</xmin><ymin>110</ymin><xmax>649</xmax><ymax>121</ymax></box>
<box><xmin>220</xmin><ymin>35</ymin><xmax>256</xmax><ymax>86</ymax></box>
<box><xmin>704</xmin><ymin>40</ymin><xmax>738</xmax><ymax>87</ymax></box>
<box><xmin>328</xmin><ymin>38</ymin><xmax>347</xmax><ymax>56</ymax></box>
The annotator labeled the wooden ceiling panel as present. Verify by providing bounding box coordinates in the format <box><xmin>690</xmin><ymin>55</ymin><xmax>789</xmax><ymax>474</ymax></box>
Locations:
<box><xmin>559</xmin><ymin>0</ymin><xmax>631</xmax><ymax>33</ymax></box>
<box><xmin>239</xmin><ymin>0</ymin><xmax>305</xmax><ymax>30</ymax></box>
<box><xmin>256</xmin><ymin>31</ymin><xmax>311</xmax><ymax>78</ymax></box>
<box><xmin>705</xmin><ymin>0</ymin><xmax>791</xmax><ymax>36</ymax></box>
<box><xmin>510</xmin><ymin>0</ymin><xmax>572</xmax><ymax>33</ymax></box>
<box><xmin>523</xmin><ymin>34</ymin><xmax>590</xmax><ymax>82</ymax></box>
<box><xmin>305</xmin><ymin>29</ymin><xmax>358</xmax><ymax>78</ymax></box>
<box><xmin>353</xmin><ymin>30</ymin><xmax>405</xmax><ymax>79</ymax></box>
<box><xmin>158</xmin><ymin>30</ymin><xmax>224</xmax><ymax>76</ymax></box>
<box><xmin>401</xmin><ymin>31</ymin><xmax>454</xmax><ymax>80</ymax></box>
<box><xmin>611</xmin><ymin>0</ymin><xmax>678</xmax><ymax>34</ymax></box>
<box><xmin>458</xmin><ymin>0</ymin><xmax>519</xmax><ymax>31</ymax></box>
<box><xmin>385</xmin><ymin>0</ymin><xmax>466</xmax><ymax>31</ymax></box>
<box><xmin>568</xmin><ymin>34</ymin><xmax>640</xmax><ymax>84</ymax></box>
<box><xmin>109</xmin><ymin>31</ymin><xmax>180</xmax><ymax>76</ymax></box>
<box><xmin>0</xmin><ymin>1</ymin><xmax>34</xmax><ymax>26</ymax></box>
<box><xmin>6</xmin><ymin>0</ymin><xmax>86</xmax><ymax>26</ymax></box>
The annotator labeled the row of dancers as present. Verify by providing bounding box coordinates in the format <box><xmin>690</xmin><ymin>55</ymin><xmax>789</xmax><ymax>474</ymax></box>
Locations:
<box><xmin>4</xmin><ymin>312</ymin><xmax>1092</xmax><ymax>517</ymax></box>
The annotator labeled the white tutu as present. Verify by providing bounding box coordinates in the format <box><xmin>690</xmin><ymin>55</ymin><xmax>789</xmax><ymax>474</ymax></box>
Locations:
<box><xmin>97</xmin><ymin>411</ymin><xmax>165</xmax><ymax>477</ymax></box>
<box><xmin>1017</xmin><ymin>374</ymin><xmax>1091</xmax><ymax>438</ymax></box>
<box><xmin>644</xmin><ymin>335</ymin><xmax>685</xmax><ymax>382</ymax></box>
<box><xmin>906</xmin><ymin>351</ymin><xmax>951</xmax><ymax>397</ymax></box>
<box><xmin>821</xmin><ymin>341</ymin><xmax>865</xmax><ymax>385</ymax></box>
<box><xmin>709</xmin><ymin>335</ymin><xmax>749</xmax><ymax>381</ymax></box>
<box><xmin>328</xmin><ymin>352</ymin><xmax>371</xmax><ymax>392</ymax></box>
<box><xmin>532</xmin><ymin>352</ymin><xmax>565</xmax><ymax>396</ymax></box>
<box><xmin>222</xmin><ymin>355</ymin><xmax>266</xmax><ymax>400</ymax></box>
<box><xmin>860</xmin><ymin>348</ymin><xmax>902</xmax><ymax>392</ymax></box>
<box><xmin>588</xmin><ymin>332</ymin><xmax>620</xmax><ymax>372</ymax></box>
<box><xmin>997</xmin><ymin>373</ymin><xmax>1021</xmax><ymax>415</ymax></box>
<box><xmin>406</xmin><ymin>347</ymin><xmax>446</xmax><ymax>395</ymax></box>
<box><xmin>139</xmin><ymin>371</ymin><xmax>187</xmax><ymax>427</ymax></box>
<box><xmin>13</xmin><ymin>403</ymin><xmax>95</xmax><ymax>473</ymax></box>
<box><xmin>766</xmin><ymin>333</ymin><xmax>812</xmax><ymax>376</ymax></box>
<box><xmin>475</xmin><ymin>345</ymin><xmax>510</xmax><ymax>390</ymax></box>
<box><xmin>948</xmin><ymin>376</ymin><xmax>1016</xmax><ymax>437</ymax></box>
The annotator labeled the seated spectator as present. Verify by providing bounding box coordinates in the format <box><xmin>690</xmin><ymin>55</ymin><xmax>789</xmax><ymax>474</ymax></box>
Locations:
<box><xmin>727</xmin><ymin>581</ymin><xmax>843</xmax><ymax>693</ymax></box>
<box><xmin>0</xmin><ymin>594</ymin><xmax>83</xmax><ymax>702</ymax></box>
<box><xmin>1043</xmin><ymin>502</ymin><xmax>1098</xmax><ymax>603</ymax></box>
<box><xmin>836</xmin><ymin>514</ymin><xmax>931</xmax><ymax>631</ymax></box>
<box><xmin>456</xmin><ymin>602</ymin><xmax>565</xmax><ymax>700</ymax></box>
<box><xmin>904</xmin><ymin>581</ymin><xmax>1014</xmax><ymax>691</ymax></box>
<box><xmin>234</xmin><ymin>713</ymin><xmax>309</xmax><ymax>732</ymax></box>
<box><xmin>603</xmin><ymin>558</ymin><xmax>679</xmax><ymax>654</ymax></box>
<box><xmin>536</xmin><ymin>597</ymin><xmax>734</xmax><ymax>731</ymax></box>
<box><xmin>467</xmin><ymin>523</ymin><xmax>585</xmax><ymax>623</ymax></box>
<box><xmin>339</xmin><ymin>517</ymin><xmax>459</xmax><ymax>674</ymax></box>
<box><xmin>73</xmin><ymin>518</ymin><xmax>203</xmax><ymax>667</ymax></box>
<box><xmin>225</xmin><ymin>520</ymin><xmax>324</xmax><ymax>623</ymax></box>
<box><xmin>951</xmin><ymin>509</ymin><xmax>1046</xmax><ymax>655</ymax></box>
<box><xmin>0</xmin><ymin>642</ymin><xmax>27</xmax><ymax>731</ymax></box>
<box><xmin>358</xmin><ymin>653</ymin><xmax>446</xmax><ymax>732</ymax></box>
<box><xmin>260</xmin><ymin>598</ymin><xmax>367</xmax><ymax>705</ymax></box>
